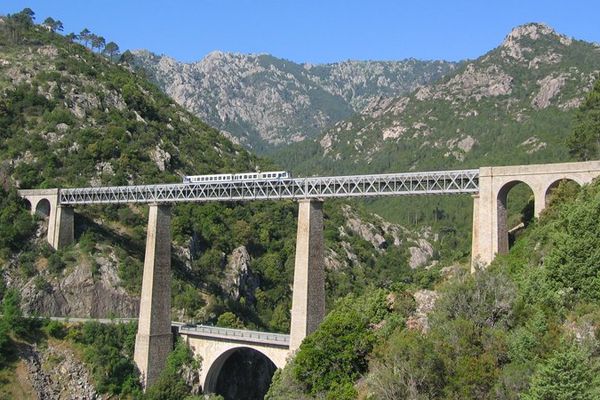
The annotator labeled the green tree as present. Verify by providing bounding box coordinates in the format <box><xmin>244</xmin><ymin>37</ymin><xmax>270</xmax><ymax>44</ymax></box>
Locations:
<box><xmin>216</xmin><ymin>312</ymin><xmax>244</xmax><ymax>329</ymax></box>
<box><xmin>567</xmin><ymin>79</ymin><xmax>600</xmax><ymax>160</ymax></box>
<box><xmin>14</xmin><ymin>8</ymin><xmax>35</xmax><ymax>25</ymax></box>
<box><xmin>79</xmin><ymin>28</ymin><xmax>92</xmax><ymax>48</ymax></box>
<box><xmin>1</xmin><ymin>288</ymin><xmax>27</xmax><ymax>337</ymax></box>
<box><xmin>91</xmin><ymin>35</ymin><xmax>106</xmax><ymax>52</ymax></box>
<box><xmin>5</xmin><ymin>8</ymin><xmax>35</xmax><ymax>42</ymax></box>
<box><xmin>65</xmin><ymin>32</ymin><xmax>78</xmax><ymax>42</ymax></box>
<box><xmin>523</xmin><ymin>345</ymin><xmax>595</xmax><ymax>400</ymax></box>
<box><xmin>42</xmin><ymin>17</ymin><xmax>63</xmax><ymax>32</ymax></box>
<box><xmin>103</xmin><ymin>41</ymin><xmax>120</xmax><ymax>61</ymax></box>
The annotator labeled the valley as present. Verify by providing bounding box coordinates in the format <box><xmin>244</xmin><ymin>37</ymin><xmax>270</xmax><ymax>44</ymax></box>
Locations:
<box><xmin>0</xmin><ymin>6</ymin><xmax>599</xmax><ymax>400</ymax></box>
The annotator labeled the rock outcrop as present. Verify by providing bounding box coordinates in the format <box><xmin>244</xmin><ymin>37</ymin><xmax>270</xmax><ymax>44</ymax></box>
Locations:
<box><xmin>406</xmin><ymin>289</ymin><xmax>439</xmax><ymax>333</ymax></box>
<box><xmin>223</xmin><ymin>246</ymin><xmax>259</xmax><ymax>303</ymax></box>
<box><xmin>19</xmin><ymin>342</ymin><xmax>99</xmax><ymax>400</ymax></box>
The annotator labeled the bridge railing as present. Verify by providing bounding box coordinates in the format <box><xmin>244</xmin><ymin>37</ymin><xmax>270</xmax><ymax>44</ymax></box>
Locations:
<box><xmin>58</xmin><ymin>169</ymin><xmax>480</xmax><ymax>205</ymax></box>
<box><xmin>179</xmin><ymin>324</ymin><xmax>290</xmax><ymax>347</ymax></box>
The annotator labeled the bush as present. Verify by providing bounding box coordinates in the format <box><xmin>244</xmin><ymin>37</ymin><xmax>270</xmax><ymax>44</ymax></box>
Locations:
<box><xmin>367</xmin><ymin>329</ymin><xmax>445</xmax><ymax>399</ymax></box>
<box><xmin>144</xmin><ymin>340</ymin><xmax>200</xmax><ymax>400</ymax></box>
<box><xmin>216</xmin><ymin>312</ymin><xmax>244</xmax><ymax>329</ymax></box>
<box><xmin>47</xmin><ymin>252</ymin><xmax>65</xmax><ymax>275</ymax></box>
<box><xmin>44</xmin><ymin>320</ymin><xmax>67</xmax><ymax>339</ymax></box>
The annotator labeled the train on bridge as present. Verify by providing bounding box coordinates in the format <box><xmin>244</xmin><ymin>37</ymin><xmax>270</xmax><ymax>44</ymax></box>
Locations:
<box><xmin>182</xmin><ymin>171</ymin><xmax>292</xmax><ymax>184</ymax></box>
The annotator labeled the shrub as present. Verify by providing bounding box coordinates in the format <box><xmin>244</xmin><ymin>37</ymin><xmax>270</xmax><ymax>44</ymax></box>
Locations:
<box><xmin>47</xmin><ymin>252</ymin><xmax>65</xmax><ymax>274</ymax></box>
<box><xmin>44</xmin><ymin>320</ymin><xmax>67</xmax><ymax>339</ymax></box>
<box><xmin>216</xmin><ymin>312</ymin><xmax>244</xmax><ymax>329</ymax></box>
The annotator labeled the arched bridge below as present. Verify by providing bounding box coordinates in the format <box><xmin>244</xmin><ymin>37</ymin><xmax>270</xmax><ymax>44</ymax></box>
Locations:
<box><xmin>17</xmin><ymin>160</ymin><xmax>600</xmax><ymax>393</ymax></box>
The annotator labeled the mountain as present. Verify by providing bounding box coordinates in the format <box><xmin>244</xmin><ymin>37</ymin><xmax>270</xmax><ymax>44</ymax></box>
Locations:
<box><xmin>128</xmin><ymin>50</ymin><xmax>457</xmax><ymax>151</ymax></box>
<box><xmin>272</xmin><ymin>23</ymin><xmax>600</xmax><ymax>176</ymax></box>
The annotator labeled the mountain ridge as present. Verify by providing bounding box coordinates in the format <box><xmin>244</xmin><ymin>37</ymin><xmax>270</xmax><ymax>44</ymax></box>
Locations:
<box><xmin>129</xmin><ymin>50</ymin><xmax>458</xmax><ymax>151</ymax></box>
<box><xmin>270</xmin><ymin>23</ymin><xmax>600</xmax><ymax>176</ymax></box>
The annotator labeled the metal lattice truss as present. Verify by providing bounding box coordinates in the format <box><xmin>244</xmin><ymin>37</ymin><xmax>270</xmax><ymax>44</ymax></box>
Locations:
<box><xmin>59</xmin><ymin>169</ymin><xmax>480</xmax><ymax>205</ymax></box>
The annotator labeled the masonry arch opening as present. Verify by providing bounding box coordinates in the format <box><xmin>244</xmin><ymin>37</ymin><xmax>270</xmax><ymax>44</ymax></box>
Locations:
<box><xmin>204</xmin><ymin>346</ymin><xmax>277</xmax><ymax>400</ymax></box>
<box><xmin>496</xmin><ymin>180</ymin><xmax>535</xmax><ymax>253</ymax></box>
<box><xmin>544</xmin><ymin>178</ymin><xmax>581</xmax><ymax>209</ymax></box>
<box><xmin>35</xmin><ymin>198</ymin><xmax>51</xmax><ymax>219</ymax></box>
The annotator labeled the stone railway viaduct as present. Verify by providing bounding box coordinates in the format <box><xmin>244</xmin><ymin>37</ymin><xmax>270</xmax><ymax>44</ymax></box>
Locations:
<box><xmin>18</xmin><ymin>160</ymin><xmax>600</xmax><ymax>393</ymax></box>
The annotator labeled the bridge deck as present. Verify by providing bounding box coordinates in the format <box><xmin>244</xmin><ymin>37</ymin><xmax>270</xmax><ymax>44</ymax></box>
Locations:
<box><xmin>58</xmin><ymin>169</ymin><xmax>479</xmax><ymax>205</ymax></box>
<box><xmin>179</xmin><ymin>324</ymin><xmax>290</xmax><ymax>348</ymax></box>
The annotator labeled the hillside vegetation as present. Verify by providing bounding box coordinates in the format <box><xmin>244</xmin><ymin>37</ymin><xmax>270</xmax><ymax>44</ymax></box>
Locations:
<box><xmin>267</xmin><ymin>177</ymin><xmax>600</xmax><ymax>399</ymax></box>
<box><xmin>265</xmin><ymin>80</ymin><xmax>600</xmax><ymax>399</ymax></box>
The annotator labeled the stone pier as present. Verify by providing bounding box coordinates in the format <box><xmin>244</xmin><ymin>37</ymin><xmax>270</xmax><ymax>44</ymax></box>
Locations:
<box><xmin>289</xmin><ymin>199</ymin><xmax>325</xmax><ymax>351</ymax></box>
<box><xmin>134</xmin><ymin>204</ymin><xmax>173</xmax><ymax>389</ymax></box>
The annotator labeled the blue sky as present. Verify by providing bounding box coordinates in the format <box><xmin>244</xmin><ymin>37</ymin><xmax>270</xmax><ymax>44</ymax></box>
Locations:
<box><xmin>1</xmin><ymin>0</ymin><xmax>599</xmax><ymax>63</ymax></box>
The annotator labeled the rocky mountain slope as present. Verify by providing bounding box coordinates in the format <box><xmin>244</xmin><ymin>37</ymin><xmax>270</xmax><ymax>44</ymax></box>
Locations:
<box><xmin>129</xmin><ymin>50</ymin><xmax>457</xmax><ymax>151</ymax></box>
<box><xmin>273</xmin><ymin>23</ymin><xmax>600</xmax><ymax>175</ymax></box>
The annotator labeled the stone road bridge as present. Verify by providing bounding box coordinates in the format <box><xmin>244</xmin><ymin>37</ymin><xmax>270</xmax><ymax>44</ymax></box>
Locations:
<box><xmin>18</xmin><ymin>160</ymin><xmax>600</xmax><ymax>393</ymax></box>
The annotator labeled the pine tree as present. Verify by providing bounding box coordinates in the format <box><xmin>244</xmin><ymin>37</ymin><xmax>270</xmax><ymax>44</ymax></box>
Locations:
<box><xmin>523</xmin><ymin>345</ymin><xmax>594</xmax><ymax>400</ymax></box>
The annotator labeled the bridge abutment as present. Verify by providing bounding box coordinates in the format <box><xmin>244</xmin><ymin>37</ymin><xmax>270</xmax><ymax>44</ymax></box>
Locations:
<box><xmin>289</xmin><ymin>199</ymin><xmax>325</xmax><ymax>351</ymax></box>
<box><xmin>134</xmin><ymin>204</ymin><xmax>173</xmax><ymax>389</ymax></box>
<box><xmin>18</xmin><ymin>189</ymin><xmax>73</xmax><ymax>249</ymax></box>
<box><xmin>471</xmin><ymin>161</ymin><xmax>600</xmax><ymax>268</ymax></box>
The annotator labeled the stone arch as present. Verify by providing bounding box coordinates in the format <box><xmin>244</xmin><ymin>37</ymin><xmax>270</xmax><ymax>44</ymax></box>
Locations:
<box><xmin>544</xmin><ymin>178</ymin><xmax>582</xmax><ymax>208</ymax></box>
<box><xmin>22</xmin><ymin>198</ymin><xmax>32</xmax><ymax>213</ymax></box>
<box><xmin>496</xmin><ymin>180</ymin><xmax>535</xmax><ymax>254</ymax></box>
<box><xmin>35</xmin><ymin>198</ymin><xmax>51</xmax><ymax>219</ymax></box>
<box><xmin>204</xmin><ymin>346</ymin><xmax>278</xmax><ymax>399</ymax></box>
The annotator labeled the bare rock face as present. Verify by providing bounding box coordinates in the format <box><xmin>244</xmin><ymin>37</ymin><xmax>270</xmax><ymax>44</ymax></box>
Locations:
<box><xmin>341</xmin><ymin>205</ymin><xmax>387</xmax><ymax>250</ymax></box>
<box><xmin>408</xmin><ymin>239</ymin><xmax>435</xmax><ymax>269</ymax></box>
<box><xmin>150</xmin><ymin>145</ymin><xmax>172</xmax><ymax>172</ymax></box>
<box><xmin>519</xmin><ymin>136</ymin><xmax>547</xmax><ymax>154</ymax></box>
<box><xmin>20</xmin><ymin>342</ymin><xmax>99</xmax><ymax>400</ymax></box>
<box><xmin>532</xmin><ymin>73</ymin><xmax>568</xmax><ymax>109</ymax></box>
<box><xmin>223</xmin><ymin>246</ymin><xmax>259</xmax><ymax>302</ymax></box>
<box><xmin>406</xmin><ymin>289</ymin><xmax>439</xmax><ymax>333</ymax></box>
<box><xmin>130</xmin><ymin>50</ymin><xmax>456</xmax><ymax>150</ymax></box>
<box><xmin>20</xmin><ymin>250</ymin><xmax>139</xmax><ymax>318</ymax></box>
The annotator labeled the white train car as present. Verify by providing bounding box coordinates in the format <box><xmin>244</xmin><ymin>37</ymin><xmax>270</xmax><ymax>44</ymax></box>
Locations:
<box><xmin>183</xmin><ymin>171</ymin><xmax>291</xmax><ymax>184</ymax></box>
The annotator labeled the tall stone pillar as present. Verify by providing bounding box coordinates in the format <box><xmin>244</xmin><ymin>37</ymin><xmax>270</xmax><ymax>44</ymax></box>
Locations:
<box><xmin>289</xmin><ymin>199</ymin><xmax>325</xmax><ymax>352</ymax></box>
<box><xmin>134</xmin><ymin>204</ymin><xmax>173</xmax><ymax>389</ymax></box>
<box><xmin>52</xmin><ymin>206</ymin><xmax>74</xmax><ymax>249</ymax></box>
<box><xmin>470</xmin><ymin>194</ymin><xmax>480</xmax><ymax>273</ymax></box>
<box><xmin>472</xmin><ymin>167</ymin><xmax>495</xmax><ymax>268</ymax></box>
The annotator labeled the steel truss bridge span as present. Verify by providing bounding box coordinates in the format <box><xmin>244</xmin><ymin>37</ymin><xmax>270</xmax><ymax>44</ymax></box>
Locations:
<box><xmin>59</xmin><ymin>169</ymin><xmax>480</xmax><ymax>205</ymax></box>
